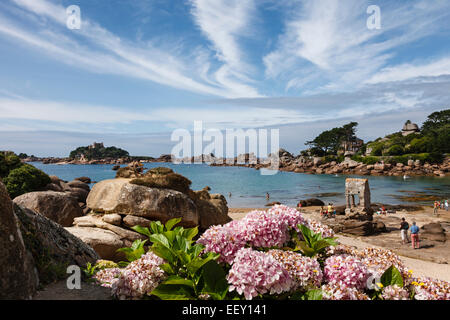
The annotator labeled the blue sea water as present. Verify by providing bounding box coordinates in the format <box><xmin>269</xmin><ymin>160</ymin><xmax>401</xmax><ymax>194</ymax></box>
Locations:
<box><xmin>31</xmin><ymin>162</ymin><xmax>450</xmax><ymax>208</ymax></box>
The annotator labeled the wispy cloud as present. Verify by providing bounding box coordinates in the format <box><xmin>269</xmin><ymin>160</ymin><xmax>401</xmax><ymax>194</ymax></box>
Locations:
<box><xmin>189</xmin><ymin>0</ymin><xmax>261</xmax><ymax>97</ymax></box>
<box><xmin>264</xmin><ymin>0</ymin><xmax>450</xmax><ymax>93</ymax></box>
<box><xmin>0</xmin><ymin>0</ymin><xmax>259</xmax><ymax>98</ymax></box>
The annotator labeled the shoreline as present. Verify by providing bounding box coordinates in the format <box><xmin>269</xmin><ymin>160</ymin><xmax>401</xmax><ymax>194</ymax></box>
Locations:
<box><xmin>25</xmin><ymin>155</ymin><xmax>450</xmax><ymax>178</ymax></box>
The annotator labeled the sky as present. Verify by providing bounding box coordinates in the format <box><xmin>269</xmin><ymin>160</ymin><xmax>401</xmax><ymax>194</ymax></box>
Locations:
<box><xmin>0</xmin><ymin>0</ymin><xmax>449</xmax><ymax>157</ymax></box>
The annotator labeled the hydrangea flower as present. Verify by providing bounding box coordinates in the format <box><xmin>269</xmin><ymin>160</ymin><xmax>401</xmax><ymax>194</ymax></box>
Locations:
<box><xmin>321</xmin><ymin>281</ymin><xmax>370</xmax><ymax>300</ymax></box>
<box><xmin>411</xmin><ymin>277</ymin><xmax>450</xmax><ymax>300</ymax></box>
<box><xmin>268</xmin><ymin>249</ymin><xmax>323</xmax><ymax>289</ymax></box>
<box><xmin>267</xmin><ymin>205</ymin><xmax>307</xmax><ymax>231</ymax></box>
<box><xmin>355</xmin><ymin>247</ymin><xmax>408</xmax><ymax>280</ymax></box>
<box><xmin>381</xmin><ymin>285</ymin><xmax>410</xmax><ymax>300</ymax></box>
<box><xmin>227</xmin><ymin>248</ymin><xmax>294</xmax><ymax>300</ymax></box>
<box><xmin>93</xmin><ymin>267</ymin><xmax>122</xmax><ymax>288</ymax></box>
<box><xmin>324</xmin><ymin>255</ymin><xmax>369</xmax><ymax>290</ymax></box>
<box><xmin>107</xmin><ymin>252</ymin><xmax>166</xmax><ymax>300</ymax></box>
<box><xmin>197</xmin><ymin>220</ymin><xmax>247</xmax><ymax>264</ymax></box>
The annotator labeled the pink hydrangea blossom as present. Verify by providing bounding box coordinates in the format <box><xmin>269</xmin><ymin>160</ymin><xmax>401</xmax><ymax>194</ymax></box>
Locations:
<box><xmin>110</xmin><ymin>252</ymin><xmax>166</xmax><ymax>300</ymax></box>
<box><xmin>322</xmin><ymin>281</ymin><xmax>370</xmax><ymax>300</ymax></box>
<box><xmin>268</xmin><ymin>249</ymin><xmax>323</xmax><ymax>289</ymax></box>
<box><xmin>324</xmin><ymin>255</ymin><xmax>369</xmax><ymax>290</ymax></box>
<box><xmin>381</xmin><ymin>285</ymin><xmax>410</xmax><ymax>300</ymax></box>
<box><xmin>411</xmin><ymin>277</ymin><xmax>450</xmax><ymax>300</ymax></box>
<box><xmin>227</xmin><ymin>248</ymin><xmax>294</xmax><ymax>300</ymax></box>
<box><xmin>93</xmin><ymin>268</ymin><xmax>122</xmax><ymax>288</ymax></box>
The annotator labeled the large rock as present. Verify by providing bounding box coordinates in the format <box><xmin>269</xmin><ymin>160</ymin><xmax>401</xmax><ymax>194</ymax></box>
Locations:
<box><xmin>65</xmin><ymin>227</ymin><xmax>124</xmax><ymax>261</ymax></box>
<box><xmin>420</xmin><ymin>223</ymin><xmax>446</xmax><ymax>242</ymax></box>
<box><xmin>14</xmin><ymin>204</ymin><xmax>99</xmax><ymax>284</ymax></box>
<box><xmin>87</xmin><ymin>179</ymin><xmax>199</xmax><ymax>227</ymax></box>
<box><xmin>14</xmin><ymin>191</ymin><xmax>83</xmax><ymax>227</ymax></box>
<box><xmin>342</xmin><ymin>220</ymin><xmax>375</xmax><ymax>236</ymax></box>
<box><xmin>0</xmin><ymin>182</ymin><xmax>38</xmax><ymax>299</ymax></box>
<box><xmin>123</xmin><ymin>215</ymin><xmax>152</xmax><ymax>228</ymax></box>
<box><xmin>299</xmin><ymin>198</ymin><xmax>325</xmax><ymax>207</ymax></box>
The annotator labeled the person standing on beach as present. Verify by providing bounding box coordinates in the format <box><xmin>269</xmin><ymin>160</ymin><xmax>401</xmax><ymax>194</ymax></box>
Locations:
<box><xmin>266</xmin><ymin>192</ymin><xmax>270</xmax><ymax>201</ymax></box>
<box><xmin>445</xmin><ymin>200</ymin><xmax>449</xmax><ymax>211</ymax></box>
<box><xmin>400</xmin><ymin>218</ymin><xmax>409</xmax><ymax>245</ymax></box>
<box><xmin>410</xmin><ymin>221</ymin><xmax>420</xmax><ymax>249</ymax></box>
<box><xmin>433</xmin><ymin>201</ymin><xmax>439</xmax><ymax>215</ymax></box>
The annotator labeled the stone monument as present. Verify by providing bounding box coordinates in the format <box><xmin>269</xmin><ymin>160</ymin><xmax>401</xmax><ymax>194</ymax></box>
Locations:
<box><xmin>345</xmin><ymin>178</ymin><xmax>372</xmax><ymax>215</ymax></box>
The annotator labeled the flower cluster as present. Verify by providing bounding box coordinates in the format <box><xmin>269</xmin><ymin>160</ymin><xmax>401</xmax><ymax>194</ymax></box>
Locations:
<box><xmin>411</xmin><ymin>277</ymin><xmax>450</xmax><ymax>300</ymax></box>
<box><xmin>94</xmin><ymin>267</ymin><xmax>121</xmax><ymax>288</ymax></box>
<box><xmin>198</xmin><ymin>205</ymin><xmax>315</xmax><ymax>264</ymax></box>
<box><xmin>321</xmin><ymin>281</ymin><xmax>370</xmax><ymax>300</ymax></box>
<box><xmin>324</xmin><ymin>255</ymin><xmax>369</xmax><ymax>290</ymax></box>
<box><xmin>304</xmin><ymin>218</ymin><xmax>335</xmax><ymax>239</ymax></box>
<box><xmin>268</xmin><ymin>249</ymin><xmax>323</xmax><ymax>289</ymax></box>
<box><xmin>197</xmin><ymin>221</ymin><xmax>246</xmax><ymax>264</ymax></box>
<box><xmin>95</xmin><ymin>252</ymin><xmax>166</xmax><ymax>300</ymax></box>
<box><xmin>227</xmin><ymin>248</ymin><xmax>294</xmax><ymax>300</ymax></box>
<box><xmin>381</xmin><ymin>285</ymin><xmax>410</xmax><ymax>300</ymax></box>
<box><xmin>354</xmin><ymin>247</ymin><xmax>408</xmax><ymax>279</ymax></box>
<box><xmin>325</xmin><ymin>244</ymin><xmax>357</xmax><ymax>257</ymax></box>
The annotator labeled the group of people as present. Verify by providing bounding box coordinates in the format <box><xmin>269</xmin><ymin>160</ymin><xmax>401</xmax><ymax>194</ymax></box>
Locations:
<box><xmin>400</xmin><ymin>218</ymin><xmax>420</xmax><ymax>249</ymax></box>
<box><xmin>319</xmin><ymin>203</ymin><xmax>336</xmax><ymax>219</ymax></box>
<box><xmin>433</xmin><ymin>200</ymin><xmax>449</xmax><ymax>215</ymax></box>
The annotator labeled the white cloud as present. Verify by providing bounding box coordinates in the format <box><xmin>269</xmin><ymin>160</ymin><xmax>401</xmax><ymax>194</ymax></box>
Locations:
<box><xmin>189</xmin><ymin>0</ymin><xmax>261</xmax><ymax>97</ymax></box>
<box><xmin>0</xmin><ymin>0</ymin><xmax>260</xmax><ymax>98</ymax></box>
<box><xmin>264</xmin><ymin>0</ymin><xmax>450</xmax><ymax>92</ymax></box>
<box><xmin>366</xmin><ymin>57</ymin><xmax>450</xmax><ymax>84</ymax></box>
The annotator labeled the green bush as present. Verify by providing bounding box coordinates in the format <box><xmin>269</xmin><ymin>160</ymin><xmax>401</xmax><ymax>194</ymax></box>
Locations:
<box><xmin>3</xmin><ymin>163</ymin><xmax>51</xmax><ymax>198</ymax></box>
<box><xmin>0</xmin><ymin>152</ymin><xmax>22</xmax><ymax>178</ymax></box>
<box><xmin>350</xmin><ymin>155</ymin><xmax>379</xmax><ymax>165</ymax></box>
<box><xmin>386</xmin><ymin>145</ymin><xmax>404</xmax><ymax>156</ymax></box>
<box><xmin>370</xmin><ymin>143</ymin><xmax>384</xmax><ymax>156</ymax></box>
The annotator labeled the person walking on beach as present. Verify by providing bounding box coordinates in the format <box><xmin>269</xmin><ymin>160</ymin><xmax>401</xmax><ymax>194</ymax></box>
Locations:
<box><xmin>433</xmin><ymin>201</ymin><xmax>439</xmax><ymax>215</ymax></box>
<box><xmin>410</xmin><ymin>221</ymin><xmax>420</xmax><ymax>249</ymax></box>
<box><xmin>400</xmin><ymin>218</ymin><xmax>409</xmax><ymax>245</ymax></box>
<box><xmin>445</xmin><ymin>200</ymin><xmax>449</xmax><ymax>212</ymax></box>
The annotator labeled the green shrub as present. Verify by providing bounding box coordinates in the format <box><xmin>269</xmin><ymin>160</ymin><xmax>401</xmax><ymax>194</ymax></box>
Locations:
<box><xmin>370</xmin><ymin>143</ymin><xmax>384</xmax><ymax>156</ymax></box>
<box><xmin>3</xmin><ymin>163</ymin><xmax>51</xmax><ymax>198</ymax></box>
<box><xmin>386</xmin><ymin>145</ymin><xmax>404</xmax><ymax>156</ymax></box>
<box><xmin>0</xmin><ymin>151</ymin><xmax>22</xmax><ymax>178</ymax></box>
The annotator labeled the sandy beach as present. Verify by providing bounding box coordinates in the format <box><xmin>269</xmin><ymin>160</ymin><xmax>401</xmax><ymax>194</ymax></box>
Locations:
<box><xmin>229</xmin><ymin>206</ymin><xmax>450</xmax><ymax>282</ymax></box>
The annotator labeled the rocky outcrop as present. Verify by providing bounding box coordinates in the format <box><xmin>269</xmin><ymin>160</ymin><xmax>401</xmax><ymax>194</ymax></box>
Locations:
<box><xmin>13</xmin><ymin>191</ymin><xmax>84</xmax><ymax>227</ymax></box>
<box><xmin>0</xmin><ymin>182</ymin><xmax>38</xmax><ymax>299</ymax></box>
<box><xmin>420</xmin><ymin>223</ymin><xmax>446</xmax><ymax>242</ymax></box>
<box><xmin>86</xmin><ymin>179</ymin><xmax>199</xmax><ymax>227</ymax></box>
<box><xmin>65</xmin><ymin>227</ymin><xmax>124</xmax><ymax>261</ymax></box>
<box><xmin>298</xmin><ymin>198</ymin><xmax>325</xmax><ymax>207</ymax></box>
<box><xmin>14</xmin><ymin>204</ymin><xmax>99</xmax><ymax>284</ymax></box>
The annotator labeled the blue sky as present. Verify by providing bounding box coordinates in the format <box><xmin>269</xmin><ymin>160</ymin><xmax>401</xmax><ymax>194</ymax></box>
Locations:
<box><xmin>0</xmin><ymin>0</ymin><xmax>450</xmax><ymax>156</ymax></box>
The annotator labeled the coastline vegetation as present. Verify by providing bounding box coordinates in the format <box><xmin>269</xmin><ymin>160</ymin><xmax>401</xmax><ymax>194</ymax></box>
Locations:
<box><xmin>0</xmin><ymin>151</ymin><xmax>51</xmax><ymax>198</ymax></box>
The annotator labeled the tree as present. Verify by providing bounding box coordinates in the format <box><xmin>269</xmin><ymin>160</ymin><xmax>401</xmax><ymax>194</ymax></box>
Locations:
<box><xmin>421</xmin><ymin>109</ymin><xmax>450</xmax><ymax>134</ymax></box>
<box><xmin>305</xmin><ymin>122</ymin><xmax>359</xmax><ymax>156</ymax></box>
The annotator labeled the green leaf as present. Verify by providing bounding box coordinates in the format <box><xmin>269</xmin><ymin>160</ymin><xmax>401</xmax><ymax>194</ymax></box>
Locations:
<box><xmin>150</xmin><ymin>284</ymin><xmax>194</xmax><ymax>300</ymax></box>
<box><xmin>296</xmin><ymin>241</ymin><xmax>316</xmax><ymax>257</ymax></box>
<box><xmin>182</xmin><ymin>227</ymin><xmax>199</xmax><ymax>241</ymax></box>
<box><xmin>149</xmin><ymin>234</ymin><xmax>171</xmax><ymax>248</ymax></box>
<box><xmin>163</xmin><ymin>275</ymin><xmax>195</xmax><ymax>289</ymax></box>
<box><xmin>304</xmin><ymin>289</ymin><xmax>323</xmax><ymax>300</ymax></box>
<box><xmin>151</xmin><ymin>244</ymin><xmax>176</xmax><ymax>264</ymax></box>
<box><xmin>165</xmin><ymin>218</ymin><xmax>182</xmax><ymax>231</ymax></box>
<box><xmin>380</xmin><ymin>265</ymin><xmax>404</xmax><ymax>288</ymax></box>
<box><xmin>131</xmin><ymin>225</ymin><xmax>152</xmax><ymax>238</ymax></box>
<box><xmin>150</xmin><ymin>221</ymin><xmax>164</xmax><ymax>234</ymax></box>
<box><xmin>201</xmin><ymin>260</ymin><xmax>229</xmax><ymax>300</ymax></box>
<box><xmin>186</xmin><ymin>254</ymin><xmax>217</xmax><ymax>275</ymax></box>
<box><xmin>159</xmin><ymin>263</ymin><xmax>175</xmax><ymax>275</ymax></box>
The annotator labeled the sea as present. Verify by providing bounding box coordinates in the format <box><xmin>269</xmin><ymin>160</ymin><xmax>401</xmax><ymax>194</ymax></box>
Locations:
<box><xmin>31</xmin><ymin>162</ymin><xmax>450</xmax><ymax>208</ymax></box>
